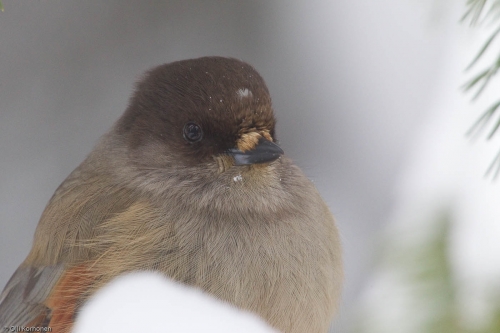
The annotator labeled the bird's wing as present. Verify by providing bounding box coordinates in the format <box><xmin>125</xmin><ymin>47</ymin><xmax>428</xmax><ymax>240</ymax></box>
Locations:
<box><xmin>0</xmin><ymin>263</ymin><xmax>93</xmax><ymax>332</ymax></box>
<box><xmin>0</xmin><ymin>264</ymin><xmax>63</xmax><ymax>327</ymax></box>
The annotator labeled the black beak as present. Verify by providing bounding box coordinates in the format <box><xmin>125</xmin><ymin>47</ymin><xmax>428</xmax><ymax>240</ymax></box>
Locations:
<box><xmin>228</xmin><ymin>138</ymin><xmax>284</xmax><ymax>165</ymax></box>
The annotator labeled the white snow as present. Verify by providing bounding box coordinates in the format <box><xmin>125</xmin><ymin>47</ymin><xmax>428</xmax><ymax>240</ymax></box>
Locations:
<box><xmin>237</xmin><ymin>88</ymin><xmax>252</xmax><ymax>99</ymax></box>
<box><xmin>73</xmin><ymin>272</ymin><xmax>277</xmax><ymax>333</ymax></box>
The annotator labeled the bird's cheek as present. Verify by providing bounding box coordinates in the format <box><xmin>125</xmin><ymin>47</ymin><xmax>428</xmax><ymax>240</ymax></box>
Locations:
<box><xmin>214</xmin><ymin>155</ymin><xmax>234</xmax><ymax>173</ymax></box>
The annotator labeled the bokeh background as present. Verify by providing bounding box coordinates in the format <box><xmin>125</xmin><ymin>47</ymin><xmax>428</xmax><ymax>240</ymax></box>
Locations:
<box><xmin>1</xmin><ymin>1</ymin><xmax>500</xmax><ymax>332</ymax></box>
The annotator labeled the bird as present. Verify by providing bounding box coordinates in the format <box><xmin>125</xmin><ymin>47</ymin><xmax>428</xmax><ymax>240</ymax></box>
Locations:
<box><xmin>0</xmin><ymin>56</ymin><xmax>342</xmax><ymax>333</ymax></box>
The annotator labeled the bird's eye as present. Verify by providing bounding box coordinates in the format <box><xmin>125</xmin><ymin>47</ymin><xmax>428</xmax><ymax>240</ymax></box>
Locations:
<box><xmin>183</xmin><ymin>122</ymin><xmax>203</xmax><ymax>143</ymax></box>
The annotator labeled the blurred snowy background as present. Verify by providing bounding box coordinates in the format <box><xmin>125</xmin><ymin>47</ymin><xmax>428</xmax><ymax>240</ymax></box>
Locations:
<box><xmin>2</xmin><ymin>0</ymin><xmax>500</xmax><ymax>332</ymax></box>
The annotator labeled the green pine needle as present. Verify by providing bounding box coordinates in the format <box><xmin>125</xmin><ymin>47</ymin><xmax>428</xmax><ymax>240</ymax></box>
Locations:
<box><xmin>466</xmin><ymin>100</ymin><xmax>500</xmax><ymax>137</ymax></box>
<box><xmin>462</xmin><ymin>0</ymin><xmax>488</xmax><ymax>24</ymax></box>
<box><xmin>464</xmin><ymin>0</ymin><xmax>500</xmax><ymax>178</ymax></box>
<box><xmin>486</xmin><ymin>149</ymin><xmax>500</xmax><ymax>178</ymax></box>
<box><xmin>466</xmin><ymin>26</ymin><xmax>500</xmax><ymax>71</ymax></box>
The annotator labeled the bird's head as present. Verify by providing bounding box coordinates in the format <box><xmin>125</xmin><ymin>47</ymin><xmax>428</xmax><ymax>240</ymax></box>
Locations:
<box><xmin>116</xmin><ymin>57</ymin><xmax>284</xmax><ymax>176</ymax></box>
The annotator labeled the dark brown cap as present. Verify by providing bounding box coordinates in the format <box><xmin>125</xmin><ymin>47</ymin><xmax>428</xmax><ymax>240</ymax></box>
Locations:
<box><xmin>116</xmin><ymin>57</ymin><xmax>280</xmax><ymax>167</ymax></box>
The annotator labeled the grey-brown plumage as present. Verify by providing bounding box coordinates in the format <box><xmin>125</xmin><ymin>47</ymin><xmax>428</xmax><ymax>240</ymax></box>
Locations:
<box><xmin>0</xmin><ymin>56</ymin><xmax>342</xmax><ymax>333</ymax></box>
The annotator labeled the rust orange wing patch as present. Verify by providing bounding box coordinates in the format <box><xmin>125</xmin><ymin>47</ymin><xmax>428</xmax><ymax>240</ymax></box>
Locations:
<box><xmin>0</xmin><ymin>263</ymin><xmax>96</xmax><ymax>333</ymax></box>
<box><xmin>44</xmin><ymin>264</ymin><xmax>96</xmax><ymax>333</ymax></box>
